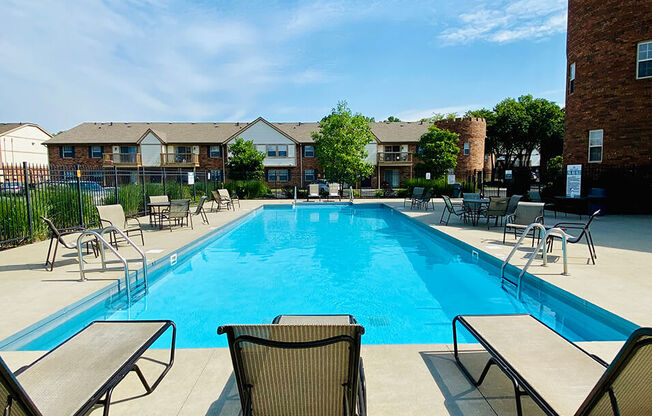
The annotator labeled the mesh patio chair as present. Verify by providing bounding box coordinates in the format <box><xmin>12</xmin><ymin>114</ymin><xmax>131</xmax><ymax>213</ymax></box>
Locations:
<box><xmin>307</xmin><ymin>183</ymin><xmax>321</xmax><ymax>201</ymax></box>
<box><xmin>0</xmin><ymin>320</ymin><xmax>175</xmax><ymax>416</ymax></box>
<box><xmin>453</xmin><ymin>314</ymin><xmax>652</xmax><ymax>416</ymax></box>
<box><xmin>528</xmin><ymin>190</ymin><xmax>557</xmax><ymax>217</ymax></box>
<box><xmin>218</xmin><ymin>189</ymin><xmax>239</xmax><ymax>209</ymax></box>
<box><xmin>218</xmin><ymin>314</ymin><xmax>366</xmax><ymax>416</ymax></box>
<box><xmin>546</xmin><ymin>209</ymin><xmax>601</xmax><ymax>264</ymax></box>
<box><xmin>328</xmin><ymin>183</ymin><xmax>341</xmax><ymax>201</ymax></box>
<box><xmin>503</xmin><ymin>202</ymin><xmax>545</xmax><ymax>246</ymax></box>
<box><xmin>40</xmin><ymin>217</ymin><xmax>97</xmax><ymax>272</ymax></box>
<box><xmin>193</xmin><ymin>196</ymin><xmax>209</xmax><ymax>225</ymax></box>
<box><xmin>161</xmin><ymin>199</ymin><xmax>192</xmax><ymax>230</ymax></box>
<box><xmin>440</xmin><ymin>195</ymin><xmax>466</xmax><ymax>225</ymax></box>
<box><xmin>484</xmin><ymin>196</ymin><xmax>509</xmax><ymax>229</ymax></box>
<box><xmin>96</xmin><ymin>204</ymin><xmax>145</xmax><ymax>247</ymax></box>
<box><xmin>148</xmin><ymin>195</ymin><xmax>169</xmax><ymax>223</ymax></box>
<box><xmin>404</xmin><ymin>187</ymin><xmax>424</xmax><ymax>208</ymax></box>
<box><xmin>415</xmin><ymin>190</ymin><xmax>435</xmax><ymax>210</ymax></box>
<box><xmin>506</xmin><ymin>194</ymin><xmax>522</xmax><ymax>216</ymax></box>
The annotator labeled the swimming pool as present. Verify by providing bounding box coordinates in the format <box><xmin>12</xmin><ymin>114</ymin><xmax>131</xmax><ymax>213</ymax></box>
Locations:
<box><xmin>1</xmin><ymin>204</ymin><xmax>636</xmax><ymax>350</ymax></box>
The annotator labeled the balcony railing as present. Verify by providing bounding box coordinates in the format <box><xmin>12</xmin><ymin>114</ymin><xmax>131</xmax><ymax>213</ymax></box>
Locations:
<box><xmin>377</xmin><ymin>152</ymin><xmax>413</xmax><ymax>164</ymax></box>
<box><xmin>161</xmin><ymin>153</ymin><xmax>199</xmax><ymax>167</ymax></box>
<box><xmin>103</xmin><ymin>153</ymin><xmax>142</xmax><ymax>167</ymax></box>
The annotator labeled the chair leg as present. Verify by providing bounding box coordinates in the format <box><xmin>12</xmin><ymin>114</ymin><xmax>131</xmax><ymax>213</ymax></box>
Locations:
<box><xmin>503</xmin><ymin>227</ymin><xmax>507</xmax><ymax>244</ymax></box>
<box><xmin>587</xmin><ymin>231</ymin><xmax>597</xmax><ymax>260</ymax></box>
<box><xmin>189</xmin><ymin>213</ymin><xmax>193</xmax><ymax>230</ymax></box>
<box><xmin>45</xmin><ymin>237</ymin><xmax>55</xmax><ymax>270</ymax></box>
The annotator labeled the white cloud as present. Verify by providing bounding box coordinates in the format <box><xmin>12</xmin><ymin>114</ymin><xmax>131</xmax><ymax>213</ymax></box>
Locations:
<box><xmin>439</xmin><ymin>0</ymin><xmax>566</xmax><ymax>44</ymax></box>
<box><xmin>395</xmin><ymin>105</ymin><xmax>481</xmax><ymax>122</ymax></box>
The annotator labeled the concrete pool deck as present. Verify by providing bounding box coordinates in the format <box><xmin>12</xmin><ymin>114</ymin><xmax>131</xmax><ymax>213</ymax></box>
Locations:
<box><xmin>0</xmin><ymin>198</ymin><xmax>650</xmax><ymax>415</ymax></box>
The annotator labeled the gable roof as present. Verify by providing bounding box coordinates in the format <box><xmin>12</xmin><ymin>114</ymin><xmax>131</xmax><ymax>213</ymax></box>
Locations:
<box><xmin>0</xmin><ymin>123</ymin><xmax>52</xmax><ymax>137</ymax></box>
<box><xmin>225</xmin><ymin>117</ymin><xmax>300</xmax><ymax>144</ymax></box>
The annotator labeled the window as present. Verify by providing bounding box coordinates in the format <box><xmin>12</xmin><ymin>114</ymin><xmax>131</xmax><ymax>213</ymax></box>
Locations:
<box><xmin>88</xmin><ymin>146</ymin><xmax>102</xmax><ymax>158</ymax></box>
<box><xmin>277</xmin><ymin>145</ymin><xmax>288</xmax><ymax>157</ymax></box>
<box><xmin>60</xmin><ymin>146</ymin><xmax>74</xmax><ymax>158</ymax></box>
<box><xmin>384</xmin><ymin>145</ymin><xmax>400</xmax><ymax>153</ymax></box>
<box><xmin>121</xmin><ymin>146</ymin><xmax>138</xmax><ymax>154</ymax></box>
<box><xmin>637</xmin><ymin>42</ymin><xmax>652</xmax><ymax>79</ymax></box>
<box><xmin>588</xmin><ymin>129</ymin><xmax>603</xmax><ymax>163</ymax></box>
<box><xmin>304</xmin><ymin>169</ymin><xmax>315</xmax><ymax>181</ymax></box>
<box><xmin>463</xmin><ymin>142</ymin><xmax>470</xmax><ymax>155</ymax></box>
<box><xmin>266</xmin><ymin>145</ymin><xmax>277</xmax><ymax>157</ymax></box>
<box><xmin>209</xmin><ymin>145</ymin><xmax>222</xmax><ymax>158</ymax></box>
<box><xmin>175</xmin><ymin>146</ymin><xmax>191</xmax><ymax>154</ymax></box>
<box><xmin>209</xmin><ymin>170</ymin><xmax>223</xmax><ymax>182</ymax></box>
<box><xmin>569</xmin><ymin>62</ymin><xmax>576</xmax><ymax>93</ymax></box>
<box><xmin>304</xmin><ymin>145</ymin><xmax>315</xmax><ymax>157</ymax></box>
<box><xmin>267</xmin><ymin>169</ymin><xmax>289</xmax><ymax>182</ymax></box>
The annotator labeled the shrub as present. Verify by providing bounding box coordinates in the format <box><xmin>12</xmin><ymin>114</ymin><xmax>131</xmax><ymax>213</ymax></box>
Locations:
<box><xmin>402</xmin><ymin>178</ymin><xmax>454</xmax><ymax>196</ymax></box>
<box><xmin>225</xmin><ymin>180</ymin><xmax>270</xmax><ymax>199</ymax></box>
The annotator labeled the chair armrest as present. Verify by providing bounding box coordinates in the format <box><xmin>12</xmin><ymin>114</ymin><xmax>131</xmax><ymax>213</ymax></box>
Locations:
<box><xmin>505</xmin><ymin>214</ymin><xmax>515</xmax><ymax>223</ymax></box>
<box><xmin>126</xmin><ymin>216</ymin><xmax>142</xmax><ymax>227</ymax></box>
<box><xmin>99</xmin><ymin>218</ymin><xmax>113</xmax><ymax>227</ymax></box>
<box><xmin>535</xmin><ymin>216</ymin><xmax>544</xmax><ymax>224</ymax></box>
<box><xmin>553</xmin><ymin>221</ymin><xmax>584</xmax><ymax>228</ymax></box>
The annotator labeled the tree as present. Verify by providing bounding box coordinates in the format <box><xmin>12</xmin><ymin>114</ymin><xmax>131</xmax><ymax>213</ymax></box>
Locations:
<box><xmin>226</xmin><ymin>138</ymin><xmax>266</xmax><ymax>180</ymax></box>
<box><xmin>415</xmin><ymin>125</ymin><xmax>459</xmax><ymax>178</ymax></box>
<box><xmin>420</xmin><ymin>112</ymin><xmax>458</xmax><ymax>122</ymax></box>
<box><xmin>385</xmin><ymin>116</ymin><xmax>401</xmax><ymax>122</ymax></box>
<box><xmin>311</xmin><ymin>101</ymin><xmax>375</xmax><ymax>185</ymax></box>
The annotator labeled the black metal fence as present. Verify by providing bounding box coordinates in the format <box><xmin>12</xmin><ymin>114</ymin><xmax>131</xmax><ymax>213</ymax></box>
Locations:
<box><xmin>0</xmin><ymin>163</ymin><xmax>224</xmax><ymax>248</ymax></box>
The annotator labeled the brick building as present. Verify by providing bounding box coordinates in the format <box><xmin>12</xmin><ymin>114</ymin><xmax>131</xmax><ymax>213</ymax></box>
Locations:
<box><xmin>45</xmin><ymin>117</ymin><xmax>485</xmax><ymax>189</ymax></box>
<box><xmin>564</xmin><ymin>0</ymin><xmax>652</xmax><ymax>167</ymax></box>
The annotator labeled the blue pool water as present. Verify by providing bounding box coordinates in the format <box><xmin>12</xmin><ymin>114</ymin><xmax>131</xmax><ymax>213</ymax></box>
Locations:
<box><xmin>3</xmin><ymin>204</ymin><xmax>635</xmax><ymax>350</ymax></box>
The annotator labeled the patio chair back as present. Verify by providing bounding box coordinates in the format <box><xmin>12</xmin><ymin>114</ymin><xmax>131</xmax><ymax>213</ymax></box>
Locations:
<box><xmin>506</xmin><ymin>194</ymin><xmax>523</xmax><ymax>215</ymax></box>
<box><xmin>218</xmin><ymin>324</ymin><xmax>364</xmax><ymax>416</ymax></box>
<box><xmin>149</xmin><ymin>195</ymin><xmax>169</xmax><ymax>204</ymax></box>
<box><xmin>412</xmin><ymin>187</ymin><xmax>424</xmax><ymax>199</ymax></box>
<box><xmin>487</xmin><ymin>197</ymin><xmax>509</xmax><ymax>216</ymax></box>
<box><xmin>96</xmin><ymin>204</ymin><xmax>126</xmax><ymax>230</ymax></box>
<box><xmin>328</xmin><ymin>183</ymin><xmax>340</xmax><ymax>196</ymax></box>
<box><xmin>194</xmin><ymin>196</ymin><xmax>208</xmax><ymax>215</ymax></box>
<box><xmin>168</xmin><ymin>199</ymin><xmax>190</xmax><ymax>219</ymax></box>
<box><xmin>528</xmin><ymin>190</ymin><xmax>543</xmax><ymax>202</ymax></box>
<box><xmin>577</xmin><ymin>327</ymin><xmax>652</xmax><ymax>416</ymax></box>
<box><xmin>0</xmin><ymin>356</ymin><xmax>41</xmax><ymax>416</ymax></box>
<box><xmin>512</xmin><ymin>202</ymin><xmax>545</xmax><ymax>225</ymax></box>
<box><xmin>420</xmin><ymin>190</ymin><xmax>432</xmax><ymax>203</ymax></box>
<box><xmin>463</xmin><ymin>192</ymin><xmax>480</xmax><ymax>200</ymax></box>
<box><xmin>40</xmin><ymin>216</ymin><xmax>65</xmax><ymax>241</ymax></box>
<box><xmin>309</xmin><ymin>184</ymin><xmax>320</xmax><ymax>196</ymax></box>
<box><xmin>217</xmin><ymin>189</ymin><xmax>232</xmax><ymax>202</ymax></box>
<box><xmin>442</xmin><ymin>195</ymin><xmax>455</xmax><ymax>212</ymax></box>
<box><xmin>211</xmin><ymin>190</ymin><xmax>220</xmax><ymax>202</ymax></box>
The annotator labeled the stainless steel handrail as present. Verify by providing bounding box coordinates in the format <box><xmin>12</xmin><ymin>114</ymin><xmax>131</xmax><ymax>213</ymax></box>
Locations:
<box><xmin>501</xmin><ymin>222</ymin><xmax>547</xmax><ymax>281</ymax></box>
<box><xmin>77</xmin><ymin>230</ymin><xmax>132</xmax><ymax>305</ymax></box>
<box><xmin>350</xmin><ymin>186</ymin><xmax>354</xmax><ymax>203</ymax></box>
<box><xmin>294</xmin><ymin>186</ymin><xmax>297</xmax><ymax>206</ymax></box>
<box><xmin>99</xmin><ymin>226</ymin><xmax>148</xmax><ymax>292</ymax></box>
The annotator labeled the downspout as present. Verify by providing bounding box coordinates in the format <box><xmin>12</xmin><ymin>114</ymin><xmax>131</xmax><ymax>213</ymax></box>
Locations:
<box><xmin>222</xmin><ymin>144</ymin><xmax>226</xmax><ymax>183</ymax></box>
<box><xmin>300</xmin><ymin>144</ymin><xmax>303</xmax><ymax>188</ymax></box>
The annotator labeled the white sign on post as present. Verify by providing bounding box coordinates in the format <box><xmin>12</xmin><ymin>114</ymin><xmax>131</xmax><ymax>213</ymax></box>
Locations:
<box><xmin>425</xmin><ymin>172</ymin><xmax>431</xmax><ymax>180</ymax></box>
<box><xmin>566</xmin><ymin>164</ymin><xmax>582</xmax><ymax>198</ymax></box>
<box><xmin>505</xmin><ymin>169</ymin><xmax>513</xmax><ymax>180</ymax></box>
<box><xmin>447</xmin><ymin>174</ymin><xmax>455</xmax><ymax>184</ymax></box>
<box><xmin>187</xmin><ymin>172</ymin><xmax>195</xmax><ymax>185</ymax></box>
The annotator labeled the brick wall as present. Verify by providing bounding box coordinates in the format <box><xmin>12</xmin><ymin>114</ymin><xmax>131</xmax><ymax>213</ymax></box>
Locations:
<box><xmin>198</xmin><ymin>145</ymin><xmax>225</xmax><ymax>171</ymax></box>
<box><xmin>48</xmin><ymin>144</ymin><xmax>105</xmax><ymax>167</ymax></box>
<box><xmin>433</xmin><ymin>117</ymin><xmax>486</xmax><ymax>176</ymax></box>
<box><xmin>564</xmin><ymin>0</ymin><xmax>652</xmax><ymax>167</ymax></box>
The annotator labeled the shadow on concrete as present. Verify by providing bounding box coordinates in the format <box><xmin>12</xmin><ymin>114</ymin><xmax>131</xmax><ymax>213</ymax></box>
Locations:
<box><xmin>205</xmin><ymin>373</ymin><xmax>241</xmax><ymax>416</ymax></box>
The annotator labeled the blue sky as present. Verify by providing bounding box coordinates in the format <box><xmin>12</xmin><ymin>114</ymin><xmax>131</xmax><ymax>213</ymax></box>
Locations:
<box><xmin>0</xmin><ymin>0</ymin><xmax>567</xmax><ymax>132</ymax></box>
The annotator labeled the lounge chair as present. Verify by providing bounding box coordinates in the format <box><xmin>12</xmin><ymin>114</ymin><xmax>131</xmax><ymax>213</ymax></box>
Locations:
<box><xmin>219</xmin><ymin>188</ymin><xmax>240</xmax><ymax>209</ymax></box>
<box><xmin>193</xmin><ymin>196</ymin><xmax>209</xmax><ymax>225</ymax></box>
<box><xmin>161</xmin><ymin>199</ymin><xmax>192</xmax><ymax>230</ymax></box>
<box><xmin>218</xmin><ymin>314</ymin><xmax>366</xmax><ymax>416</ymax></box>
<box><xmin>307</xmin><ymin>183</ymin><xmax>320</xmax><ymax>201</ymax></box>
<box><xmin>546</xmin><ymin>209</ymin><xmax>600</xmax><ymax>264</ymax></box>
<box><xmin>503</xmin><ymin>202</ymin><xmax>545</xmax><ymax>246</ymax></box>
<box><xmin>483</xmin><ymin>196</ymin><xmax>509</xmax><ymax>229</ymax></box>
<box><xmin>415</xmin><ymin>190</ymin><xmax>435</xmax><ymax>210</ymax></box>
<box><xmin>405</xmin><ymin>187</ymin><xmax>424</xmax><ymax>208</ymax></box>
<box><xmin>96</xmin><ymin>204</ymin><xmax>145</xmax><ymax>246</ymax></box>
<box><xmin>0</xmin><ymin>320</ymin><xmax>175</xmax><ymax>416</ymax></box>
<box><xmin>210</xmin><ymin>190</ymin><xmax>229</xmax><ymax>211</ymax></box>
<box><xmin>328</xmin><ymin>183</ymin><xmax>341</xmax><ymax>201</ymax></box>
<box><xmin>40</xmin><ymin>217</ymin><xmax>97</xmax><ymax>272</ymax></box>
<box><xmin>440</xmin><ymin>195</ymin><xmax>465</xmax><ymax>225</ymax></box>
<box><xmin>506</xmin><ymin>194</ymin><xmax>522</xmax><ymax>216</ymax></box>
<box><xmin>453</xmin><ymin>314</ymin><xmax>652</xmax><ymax>416</ymax></box>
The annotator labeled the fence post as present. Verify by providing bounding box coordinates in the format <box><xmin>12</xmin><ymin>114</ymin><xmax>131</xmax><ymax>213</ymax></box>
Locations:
<box><xmin>162</xmin><ymin>167</ymin><xmax>167</xmax><ymax>195</ymax></box>
<box><xmin>22</xmin><ymin>161</ymin><xmax>34</xmax><ymax>243</ymax></box>
<box><xmin>113</xmin><ymin>165</ymin><xmax>119</xmax><ymax>203</ymax></box>
<box><xmin>192</xmin><ymin>168</ymin><xmax>197</xmax><ymax>201</ymax></box>
<box><xmin>75</xmin><ymin>164</ymin><xmax>84</xmax><ymax>226</ymax></box>
<box><xmin>204</xmin><ymin>170</ymin><xmax>208</xmax><ymax>196</ymax></box>
<box><xmin>141</xmin><ymin>166</ymin><xmax>147</xmax><ymax>215</ymax></box>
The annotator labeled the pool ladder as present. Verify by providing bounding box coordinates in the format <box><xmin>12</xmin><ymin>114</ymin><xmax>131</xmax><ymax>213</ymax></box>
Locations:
<box><xmin>501</xmin><ymin>222</ymin><xmax>569</xmax><ymax>300</ymax></box>
<box><xmin>76</xmin><ymin>226</ymin><xmax>148</xmax><ymax>306</ymax></box>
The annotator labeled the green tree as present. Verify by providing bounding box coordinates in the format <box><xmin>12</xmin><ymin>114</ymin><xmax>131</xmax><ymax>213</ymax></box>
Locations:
<box><xmin>311</xmin><ymin>101</ymin><xmax>375</xmax><ymax>185</ymax></box>
<box><xmin>385</xmin><ymin>116</ymin><xmax>401</xmax><ymax>122</ymax></box>
<box><xmin>225</xmin><ymin>138</ymin><xmax>266</xmax><ymax>180</ymax></box>
<box><xmin>420</xmin><ymin>112</ymin><xmax>458</xmax><ymax>122</ymax></box>
<box><xmin>415</xmin><ymin>125</ymin><xmax>460</xmax><ymax>178</ymax></box>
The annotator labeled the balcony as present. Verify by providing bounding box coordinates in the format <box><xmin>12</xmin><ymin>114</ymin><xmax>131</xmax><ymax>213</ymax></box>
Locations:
<box><xmin>103</xmin><ymin>153</ymin><xmax>142</xmax><ymax>167</ymax></box>
<box><xmin>377</xmin><ymin>152</ymin><xmax>413</xmax><ymax>165</ymax></box>
<box><xmin>161</xmin><ymin>153</ymin><xmax>200</xmax><ymax>167</ymax></box>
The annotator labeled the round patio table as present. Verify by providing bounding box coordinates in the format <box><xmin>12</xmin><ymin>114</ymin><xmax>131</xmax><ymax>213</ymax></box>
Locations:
<box><xmin>147</xmin><ymin>202</ymin><xmax>170</xmax><ymax>229</ymax></box>
<box><xmin>463</xmin><ymin>198</ymin><xmax>490</xmax><ymax>226</ymax></box>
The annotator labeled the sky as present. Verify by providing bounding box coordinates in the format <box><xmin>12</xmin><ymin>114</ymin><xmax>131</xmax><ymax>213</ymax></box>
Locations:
<box><xmin>0</xmin><ymin>0</ymin><xmax>568</xmax><ymax>133</ymax></box>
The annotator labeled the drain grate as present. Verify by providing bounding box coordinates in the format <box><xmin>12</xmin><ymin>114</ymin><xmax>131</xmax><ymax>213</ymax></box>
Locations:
<box><xmin>368</xmin><ymin>316</ymin><xmax>390</xmax><ymax>327</ymax></box>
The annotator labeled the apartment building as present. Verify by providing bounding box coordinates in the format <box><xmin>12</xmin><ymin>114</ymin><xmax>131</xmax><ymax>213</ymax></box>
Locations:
<box><xmin>45</xmin><ymin>117</ymin><xmax>486</xmax><ymax>188</ymax></box>
<box><xmin>0</xmin><ymin>123</ymin><xmax>51</xmax><ymax>166</ymax></box>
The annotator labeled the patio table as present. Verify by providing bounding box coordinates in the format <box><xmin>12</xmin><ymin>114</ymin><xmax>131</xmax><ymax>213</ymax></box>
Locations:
<box><xmin>147</xmin><ymin>202</ymin><xmax>170</xmax><ymax>229</ymax></box>
<box><xmin>463</xmin><ymin>198</ymin><xmax>490</xmax><ymax>226</ymax></box>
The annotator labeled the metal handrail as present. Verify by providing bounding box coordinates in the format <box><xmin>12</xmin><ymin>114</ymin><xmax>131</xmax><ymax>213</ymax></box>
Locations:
<box><xmin>77</xmin><ymin>230</ymin><xmax>132</xmax><ymax>305</ymax></box>
<box><xmin>294</xmin><ymin>186</ymin><xmax>297</xmax><ymax>205</ymax></box>
<box><xmin>99</xmin><ymin>226</ymin><xmax>148</xmax><ymax>292</ymax></box>
<box><xmin>349</xmin><ymin>186</ymin><xmax>354</xmax><ymax>203</ymax></box>
<box><xmin>501</xmin><ymin>222</ymin><xmax>547</xmax><ymax>281</ymax></box>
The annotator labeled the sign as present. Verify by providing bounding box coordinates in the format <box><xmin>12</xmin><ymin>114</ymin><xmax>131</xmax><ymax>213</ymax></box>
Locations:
<box><xmin>447</xmin><ymin>174</ymin><xmax>455</xmax><ymax>184</ymax></box>
<box><xmin>76</xmin><ymin>169</ymin><xmax>81</xmax><ymax>178</ymax></box>
<box><xmin>187</xmin><ymin>172</ymin><xmax>195</xmax><ymax>185</ymax></box>
<box><xmin>566</xmin><ymin>164</ymin><xmax>582</xmax><ymax>198</ymax></box>
<box><xmin>425</xmin><ymin>172</ymin><xmax>431</xmax><ymax>180</ymax></box>
<box><xmin>505</xmin><ymin>169</ymin><xmax>513</xmax><ymax>180</ymax></box>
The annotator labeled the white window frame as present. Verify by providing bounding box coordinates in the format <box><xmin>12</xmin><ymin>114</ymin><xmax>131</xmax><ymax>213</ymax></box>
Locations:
<box><xmin>463</xmin><ymin>142</ymin><xmax>470</xmax><ymax>155</ymax></box>
<box><xmin>304</xmin><ymin>169</ymin><xmax>315</xmax><ymax>181</ymax></box>
<box><xmin>266</xmin><ymin>145</ymin><xmax>277</xmax><ymax>157</ymax></box>
<box><xmin>90</xmin><ymin>146</ymin><xmax>102</xmax><ymax>158</ymax></box>
<box><xmin>268</xmin><ymin>169</ymin><xmax>289</xmax><ymax>182</ymax></box>
<box><xmin>569</xmin><ymin>62</ymin><xmax>576</xmax><ymax>93</ymax></box>
<box><xmin>209</xmin><ymin>145</ymin><xmax>222</xmax><ymax>158</ymax></box>
<box><xmin>277</xmin><ymin>145</ymin><xmax>288</xmax><ymax>157</ymax></box>
<box><xmin>62</xmin><ymin>145</ymin><xmax>74</xmax><ymax>158</ymax></box>
<box><xmin>636</xmin><ymin>41</ymin><xmax>652</xmax><ymax>79</ymax></box>
<box><xmin>588</xmin><ymin>129</ymin><xmax>603</xmax><ymax>163</ymax></box>
<box><xmin>304</xmin><ymin>145</ymin><xmax>315</xmax><ymax>157</ymax></box>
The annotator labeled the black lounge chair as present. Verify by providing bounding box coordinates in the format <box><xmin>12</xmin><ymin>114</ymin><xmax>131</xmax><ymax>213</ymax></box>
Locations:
<box><xmin>440</xmin><ymin>195</ymin><xmax>465</xmax><ymax>225</ymax></box>
<box><xmin>218</xmin><ymin>314</ymin><xmax>366</xmax><ymax>416</ymax></box>
<box><xmin>41</xmin><ymin>216</ymin><xmax>97</xmax><ymax>271</ymax></box>
<box><xmin>546</xmin><ymin>209</ymin><xmax>600</xmax><ymax>264</ymax></box>
<box><xmin>453</xmin><ymin>314</ymin><xmax>652</xmax><ymax>416</ymax></box>
<box><xmin>193</xmin><ymin>196</ymin><xmax>209</xmax><ymax>224</ymax></box>
<box><xmin>0</xmin><ymin>320</ymin><xmax>175</xmax><ymax>416</ymax></box>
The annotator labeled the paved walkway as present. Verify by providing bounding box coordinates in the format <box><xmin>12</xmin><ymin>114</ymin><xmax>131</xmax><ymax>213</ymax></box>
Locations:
<box><xmin>0</xmin><ymin>198</ymin><xmax>649</xmax><ymax>415</ymax></box>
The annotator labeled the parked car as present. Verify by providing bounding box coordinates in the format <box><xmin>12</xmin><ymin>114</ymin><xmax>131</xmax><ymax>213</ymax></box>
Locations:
<box><xmin>0</xmin><ymin>181</ymin><xmax>23</xmax><ymax>195</ymax></box>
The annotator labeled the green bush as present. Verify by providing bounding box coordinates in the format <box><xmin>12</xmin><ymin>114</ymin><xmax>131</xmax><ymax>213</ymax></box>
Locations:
<box><xmin>46</xmin><ymin>186</ymin><xmax>98</xmax><ymax>228</ymax></box>
<box><xmin>402</xmin><ymin>178</ymin><xmax>453</xmax><ymax>196</ymax></box>
<box><xmin>225</xmin><ymin>180</ymin><xmax>270</xmax><ymax>199</ymax></box>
